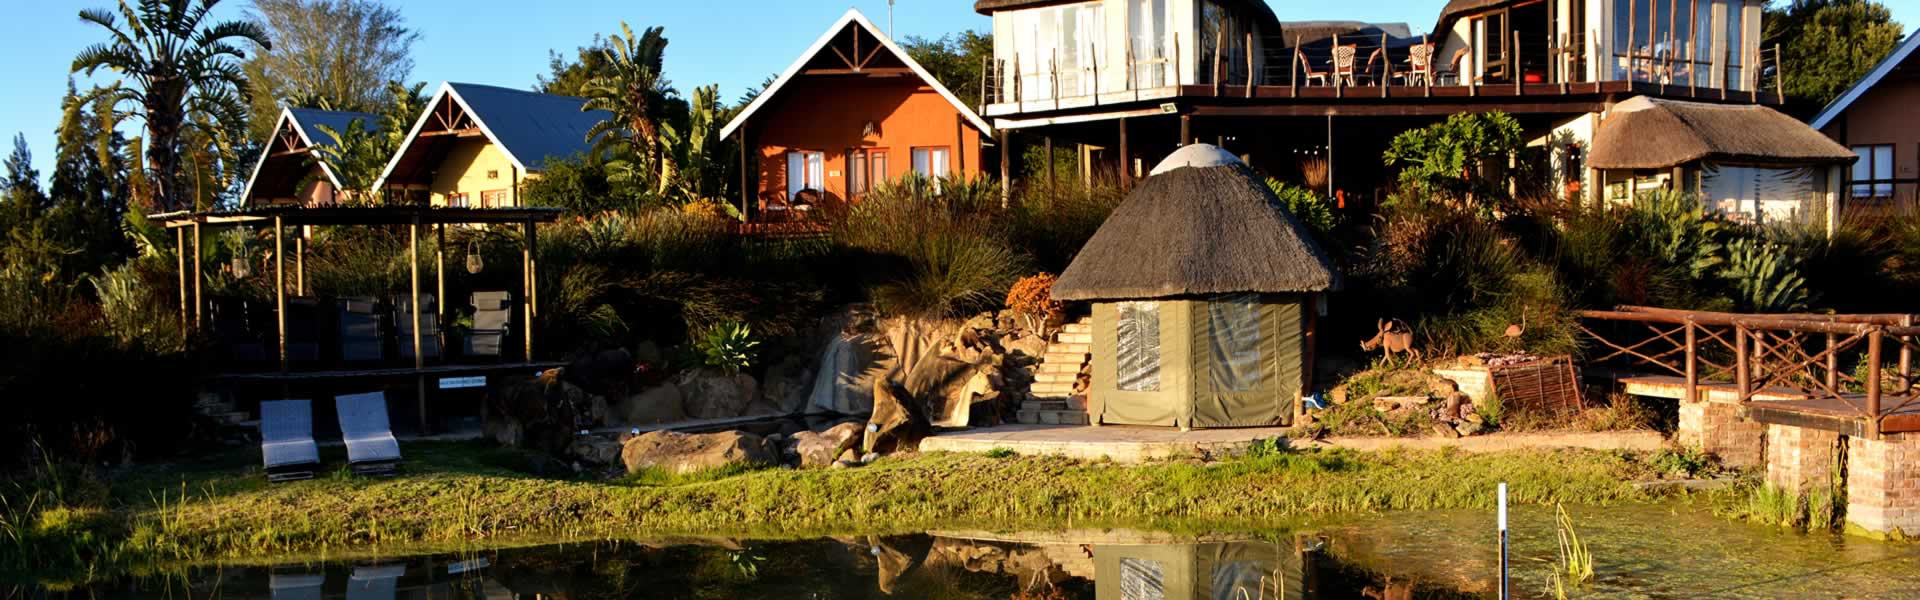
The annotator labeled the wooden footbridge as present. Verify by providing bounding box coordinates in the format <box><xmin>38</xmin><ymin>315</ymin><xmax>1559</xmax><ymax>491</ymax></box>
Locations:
<box><xmin>1578</xmin><ymin>306</ymin><xmax>1920</xmax><ymax>438</ymax></box>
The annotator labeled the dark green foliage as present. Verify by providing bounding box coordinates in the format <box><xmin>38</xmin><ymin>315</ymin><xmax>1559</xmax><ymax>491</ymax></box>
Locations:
<box><xmin>1264</xmin><ymin>178</ymin><xmax>1339</xmax><ymax>241</ymax></box>
<box><xmin>520</xmin><ymin>153</ymin><xmax>650</xmax><ymax>215</ymax></box>
<box><xmin>1353</xmin><ymin>205</ymin><xmax>1576</xmax><ymax>357</ymax></box>
<box><xmin>833</xmin><ymin>175</ymin><xmax>1025</xmax><ymax>319</ymax></box>
<box><xmin>1722</xmin><ymin>238</ymin><xmax>1813</xmax><ymax>313</ymax></box>
<box><xmin>1381</xmin><ymin>112</ymin><xmax>1525</xmax><ymax>216</ymax></box>
<box><xmin>696</xmin><ymin>321</ymin><xmax>759</xmax><ymax>374</ymax></box>
<box><xmin>1766</xmin><ymin>0</ymin><xmax>1906</xmax><ymax>115</ymax></box>
<box><xmin>899</xmin><ymin>31</ymin><xmax>993</xmax><ymax>107</ymax></box>
<box><xmin>1007</xmin><ymin>179</ymin><xmax>1125</xmax><ymax>273</ymax></box>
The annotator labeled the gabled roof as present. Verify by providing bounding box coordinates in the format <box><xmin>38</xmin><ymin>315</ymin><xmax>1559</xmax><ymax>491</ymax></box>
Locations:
<box><xmin>375</xmin><ymin>82</ymin><xmax>610</xmax><ymax>189</ymax></box>
<box><xmin>240</xmin><ymin>107</ymin><xmax>382</xmax><ymax>204</ymax></box>
<box><xmin>1053</xmin><ymin>145</ymin><xmax>1341</xmax><ymax>302</ymax></box>
<box><xmin>719</xmin><ymin>9</ymin><xmax>992</xmax><ymax>140</ymax></box>
<box><xmin>1590</xmin><ymin>97</ymin><xmax>1856</xmax><ymax>170</ymax></box>
<box><xmin>1810</xmin><ymin>30</ymin><xmax>1920</xmax><ymax>130</ymax></box>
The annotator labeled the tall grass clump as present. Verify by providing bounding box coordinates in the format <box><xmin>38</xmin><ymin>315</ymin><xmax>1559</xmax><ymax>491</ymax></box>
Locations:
<box><xmin>1007</xmin><ymin>179</ymin><xmax>1125</xmax><ymax>272</ymax></box>
<box><xmin>835</xmin><ymin>175</ymin><xmax>1026</xmax><ymax>318</ymax></box>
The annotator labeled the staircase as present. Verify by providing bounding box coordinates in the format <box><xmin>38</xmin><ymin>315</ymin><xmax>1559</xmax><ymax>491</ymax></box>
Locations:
<box><xmin>1018</xmin><ymin>318</ymin><xmax>1094</xmax><ymax>426</ymax></box>
<box><xmin>195</xmin><ymin>392</ymin><xmax>260</xmax><ymax>445</ymax></box>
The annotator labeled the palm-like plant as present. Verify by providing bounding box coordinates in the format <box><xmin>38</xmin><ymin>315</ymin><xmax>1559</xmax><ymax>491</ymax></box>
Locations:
<box><xmin>72</xmin><ymin>0</ymin><xmax>270</xmax><ymax>211</ymax></box>
<box><xmin>312</xmin><ymin>118</ymin><xmax>389</xmax><ymax>204</ymax></box>
<box><xmin>581</xmin><ymin>23</ymin><xmax>672</xmax><ymax>190</ymax></box>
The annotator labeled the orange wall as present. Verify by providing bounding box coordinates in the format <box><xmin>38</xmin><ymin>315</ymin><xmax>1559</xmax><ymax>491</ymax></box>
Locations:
<box><xmin>746</xmin><ymin>75</ymin><xmax>983</xmax><ymax>208</ymax></box>
<box><xmin>1822</xmin><ymin>74</ymin><xmax>1920</xmax><ymax>207</ymax></box>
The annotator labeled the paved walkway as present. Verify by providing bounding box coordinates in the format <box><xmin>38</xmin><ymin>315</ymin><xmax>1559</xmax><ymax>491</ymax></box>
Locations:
<box><xmin>920</xmin><ymin>424</ymin><xmax>1665</xmax><ymax>463</ymax></box>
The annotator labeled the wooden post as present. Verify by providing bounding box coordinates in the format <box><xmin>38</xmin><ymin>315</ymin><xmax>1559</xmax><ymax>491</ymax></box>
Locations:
<box><xmin>738</xmin><ymin>132</ymin><xmax>750</xmax><ymax>221</ymax></box>
<box><xmin>1869</xmin><ymin>328</ymin><xmax>1884</xmax><ymax>435</ymax></box>
<box><xmin>295</xmin><ymin>234</ymin><xmax>305</xmax><ymax>295</ymax></box>
<box><xmin>1326</xmin><ymin>114</ymin><xmax>1335</xmax><ymax>199</ymax></box>
<box><xmin>1902</xmin><ymin>316</ymin><xmax>1914</xmax><ymax>394</ymax></box>
<box><xmin>1300</xmin><ymin>293</ymin><xmax>1318</xmax><ymax>424</ymax></box>
<box><xmin>192</xmin><ymin>221</ymin><xmax>203</xmax><ymax>329</ymax></box>
<box><xmin>999</xmin><ymin>129</ymin><xmax>1012</xmax><ymax>208</ymax></box>
<box><xmin>1212</xmin><ymin>26</ymin><xmax>1224</xmax><ymax>97</ymax></box>
<box><xmin>979</xmin><ymin>55</ymin><xmax>990</xmax><ymax>109</ymax></box>
<box><xmin>176</xmin><ymin>226</ymin><xmax>187</xmax><ymax>335</ymax></box>
<box><xmin>1382</xmin><ymin>33</ymin><xmax>1391</xmax><ymax>98</ymax></box>
<box><xmin>410</xmin><ymin>216</ymin><xmax>426</xmax><ymax>433</ymax></box>
<box><xmin>1045</xmin><ymin>136</ymin><xmax>1055</xmax><ymax>193</ymax></box>
<box><xmin>1179</xmin><ymin>113</ymin><xmax>1191</xmax><ymax>146</ymax></box>
<box><xmin>1245</xmin><ymin>31</ymin><xmax>1256</xmax><ymax>97</ymax></box>
<box><xmin>523</xmin><ymin>220</ymin><xmax>536</xmax><ymax>360</ymax></box>
<box><xmin>1118</xmin><ymin>117</ymin><xmax>1131</xmax><ymax>188</ymax></box>
<box><xmin>1826</xmin><ymin>333</ymin><xmax>1840</xmax><ymax>391</ymax></box>
<box><xmin>435</xmin><ymin>224</ymin><xmax>447</xmax><ymax>329</ymax></box>
<box><xmin>1515</xmin><ymin>31</ymin><xmax>1524</xmax><ymax>95</ymax></box>
<box><xmin>1684</xmin><ymin>320</ymin><xmax>1698</xmax><ymax>402</ymax></box>
<box><xmin>1773</xmin><ymin>43</ymin><xmax>1784</xmax><ymax>101</ymax></box>
<box><xmin>275</xmin><ymin>216</ymin><xmax>287</xmax><ymax>373</ymax></box>
<box><xmin>1736</xmin><ymin>325</ymin><xmax>1751</xmax><ymax>399</ymax></box>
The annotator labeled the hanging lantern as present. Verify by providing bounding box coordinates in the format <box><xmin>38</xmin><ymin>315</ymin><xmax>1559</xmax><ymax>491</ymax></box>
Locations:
<box><xmin>231</xmin><ymin>255</ymin><xmax>251</xmax><ymax>279</ymax></box>
<box><xmin>466</xmin><ymin>240</ymin><xmax>484</xmax><ymax>274</ymax></box>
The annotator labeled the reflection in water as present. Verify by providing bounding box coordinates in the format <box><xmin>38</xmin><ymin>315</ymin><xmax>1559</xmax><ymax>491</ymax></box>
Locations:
<box><xmin>20</xmin><ymin>503</ymin><xmax>1920</xmax><ymax>598</ymax></box>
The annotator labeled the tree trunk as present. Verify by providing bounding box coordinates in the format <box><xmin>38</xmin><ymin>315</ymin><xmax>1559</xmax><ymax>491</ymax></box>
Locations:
<box><xmin>145</xmin><ymin>84</ymin><xmax>187</xmax><ymax>212</ymax></box>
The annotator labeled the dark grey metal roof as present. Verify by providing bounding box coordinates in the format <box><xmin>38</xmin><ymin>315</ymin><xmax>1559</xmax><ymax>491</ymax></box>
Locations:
<box><xmin>447</xmin><ymin>82</ymin><xmax>611</xmax><ymax>172</ymax></box>
<box><xmin>287</xmin><ymin>108</ymin><xmax>383</xmax><ymax>146</ymax></box>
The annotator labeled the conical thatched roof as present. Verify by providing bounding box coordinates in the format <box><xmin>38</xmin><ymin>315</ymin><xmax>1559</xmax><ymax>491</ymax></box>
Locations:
<box><xmin>1052</xmin><ymin>145</ymin><xmax>1341</xmax><ymax>302</ymax></box>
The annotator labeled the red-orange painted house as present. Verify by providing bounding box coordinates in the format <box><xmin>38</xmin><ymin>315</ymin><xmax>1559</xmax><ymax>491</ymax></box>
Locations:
<box><xmin>721</xmin><ymin>9</ymin><xmax>994</xmax><ymax>221</ymax></box>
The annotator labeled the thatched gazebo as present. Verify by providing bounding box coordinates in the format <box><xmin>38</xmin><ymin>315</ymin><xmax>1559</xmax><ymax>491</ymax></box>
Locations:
<box><xmin>1053</xmin><ymin>145</ymin><xmax>1340</xmax><ymax>430</ymax></box>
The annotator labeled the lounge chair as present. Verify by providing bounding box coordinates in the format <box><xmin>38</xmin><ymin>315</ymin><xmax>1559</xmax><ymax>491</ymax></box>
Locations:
<box><xmin>392</xmin><ymin>294</ymin><xmax>441</xmax><ymax>361</ymax></box>
<box><xmin>466</xmin><ymin>291</ymin><xmax>512</xmax><ymax>359</ymax></box>
<box><xmin>211</xmin><ymin>296</ymin><xmax>268</xmax><ymax>363</ymax></box>
<box><xmin>347</xmin><ymin>564</ymin><xmax>406</xmax><ymax>600</ymax></box>
<box><xmin>335</xmin><ymin>392</ymin><xmax>402</xmax><ymax>476</ymax></box>
<box><xmin>269</xmin><ymin>573</ymin><xmax>325</xmax><ymax>600</ymax></box>
<box><xmin>259</xmin><ymin>399</ymin><xmax>321</xmax><ymax>483</ymax></box>
<box><xmin>285</xmin><ymin>297</ymin><xmax>323</xmax><ymax>362</ymax></box>
<box><xmin>337</xmin><ymin>296</ymin><xmax>386</xmax><ymax>362</ymax></box>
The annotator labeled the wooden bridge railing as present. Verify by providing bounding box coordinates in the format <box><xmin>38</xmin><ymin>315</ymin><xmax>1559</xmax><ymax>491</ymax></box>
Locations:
<box><xmin>1578</xmin><ymin>306</ymin><xmax>1919</xmax><ymax>435</ymax></box>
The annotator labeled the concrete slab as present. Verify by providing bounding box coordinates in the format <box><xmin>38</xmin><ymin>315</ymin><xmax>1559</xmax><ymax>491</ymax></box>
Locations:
<box><xmin>920</xmin><ymin>424</ymin><xmax>1667</xmax><ymax>463</ymax></box>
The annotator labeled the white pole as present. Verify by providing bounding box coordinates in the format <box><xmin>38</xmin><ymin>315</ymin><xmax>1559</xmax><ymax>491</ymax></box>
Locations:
<box><xmin>1498</xmin><ymin>482</ymin><xmax>1510</xmax><ymax>600</ymax></box>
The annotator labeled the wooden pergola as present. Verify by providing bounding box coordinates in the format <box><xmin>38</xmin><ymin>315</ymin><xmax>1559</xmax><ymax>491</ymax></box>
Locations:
<box><xmin>151</xmin><ymin>205</ymin><xmax>566</xmax><ymax>432</ymax></box>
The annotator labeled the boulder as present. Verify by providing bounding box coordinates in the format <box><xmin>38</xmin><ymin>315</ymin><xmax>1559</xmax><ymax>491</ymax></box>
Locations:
<box><xmin>904</xmin><ymin>353</ymin><xmax>999</xmax><ymax>428</ymax></box>
<box><xmin>791</xmin><ymin>422</ymin><xmax>865</xmax><ymax>468</ymax></box>
<box><xmin>620</xmin><ymin>430</ymin><xmax>776</xmax><ymax>475</ymax></box>
<box><xmin>866</xmin><ymin>380</ymin><xmax>930</xmax><ymax>454</ymax></box>
<box><xmin>616</xmin><ymin>383</ymin><xmax>688</xmax><ymax>425</ymax></box>
<box><xmin>761</xmin><ymin>355</ymin><xmax>815</xmax><ymax>414</ymax></box>
<box><xmin>485</xmin><ymin>377</ymin><xmax>596</xmax><ymax>456</ymax></box>
<box><xmin>568</xmin><ymin>436</ymin><xmax>624</xmax><ymax>465</ymax></box>
<box><xmin>808</xmin><ymin>328</ymin><xmax>888</xmax><ymax>415</ymax></box>
<box><xmin>678</xmin><ymin>370</ymin><xmax>759</xmax><ymax>420</ymax></box>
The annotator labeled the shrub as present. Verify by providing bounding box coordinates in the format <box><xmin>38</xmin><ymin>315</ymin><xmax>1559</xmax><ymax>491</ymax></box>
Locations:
<box><xmin>520</xmin><ymin>153</ymin><xmax>653</xmax><ymax>215</ymax></box>
<box><xmin>1005</xmin><ymin>272</ymin><xmax>1062</xmax><ymax>338</ymax></box>
<box><xmin>834</xmin><ymin>175</ymin><xmax>1026</xmax><ymax>318</ymax></box>
<box><xmin>1264</xmin><ymin>178</ymin><xmax>1338</xmax><ymax>240</ymax></box>
<box><xmin>1352</xmin><ymin>206</ymin><xmax>1576</xmax><ymax>357</ymax></box>
<box><xmin>1381</xmin><ymin>112</ymin><xmax>1525</xmax><ymax>216</ymax></box>
<box><xmin>697</xmin><ymin>321</ymin><xmax>759</xmax><ymax>374</ymax></box>
<box><xmin>1008</xmin><ymin>178</ymin><xmax>1124</xmax><ymax>272</ymax></box>
<box><xmin>1722</xmin><ymin>237</ymin><xmax>1813</xmax><ymax>313</ymax></box>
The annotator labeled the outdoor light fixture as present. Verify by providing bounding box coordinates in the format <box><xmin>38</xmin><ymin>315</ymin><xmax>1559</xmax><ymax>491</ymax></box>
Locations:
<box><xmin>861</xmin><ymin>120</ymin><xmax>879</xmax><ymax>138</ymax></box>
<box><xmin>466</xmin><ymin>240</ymin><xmax>484</xmax><ymax>274</ymax></box>
<box><xmin>231</xmin><ymin>255</ymin><xmax>251</xmax><ymax>279</ymax></box>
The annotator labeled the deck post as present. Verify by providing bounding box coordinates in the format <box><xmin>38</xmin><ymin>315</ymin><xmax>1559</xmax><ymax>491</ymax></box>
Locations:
<box><xmin>1045</xmin><ymin>136</ymin><xmax>1055</xmax><ymax>193</ymax></box>
<box><xmin>1684</xmin><ymin>320</ymin><xmax>1698</xmax><ymax>402</ymax></box>
<box><xmin>1902</xmin><ymin>316</ymin><xmax>1914</xmax><ymax>393</ymax></box>
<box><xmin>1515</xmin><ymin>31</ymin><xmax>1524</xmax><ymax>95</ymax></box>
<box><xmin>1301</xmin><ymin>293</ymin><xmax>1318</xmax><ymax>425</ymax></box>
<box><xmin>1179</xmin><ymin>113</ymin><xmax>1192</xmax><ymax>146</ymax></box>
<box><xmin>738</xmin><ymin>131</ymin><xmax>750</xmax><ymax>221</ymax></box>
<box><xmin>999</xmin><ymin>129</ymin><xmax>1012</xmax><ymax>208</ymax></box>
<box><xmin>295</xmin><ymin>235</ymin><xmax>305</xmax><ymax>295</ymax></box>
<box><xmin>1869</xmin><ymin>328</ymin><xmax>1885</xmax><ymax>436</ymax></box>
<box><xmin>1118</xmin><ymin>117</ymin><xmax>1131</xmax><ymax>188</ymax></box>
<box><xmin>192</xmin><ymin>220</ymin><xmax>203</xmax><ymax>330</ymax></box>
<box><xmin>523</xmin><ymin>219</ymin><xmax>536</xmax><ymax>360</ymax></box>
<box><xmin>411</xmin><ymin>216</ymin><xmax>426</xmax><ymax>434</ymax></box>
<box><xmin>275</xmin><ymin>215</ymin><xmax>287</xmax><ymax>373</ymax></box>
<box><xmin>1736</xmin><ymin>325</ymin><xmax>1751</xmax><ymax>400</ymax></box>
<box><xmin>1826</xmin><ymin>333</ymin><xmax>1840</xmax><ymax>391</ymax></box>
<box><xmin>435</xmin><ymin>224</ymin><xmax>446</xmax><ymax>328</ymax></box>
<box><xmin>176</xmin><ymin>226</ymin><xmax>187</xmax><ymax>336</ymax></box>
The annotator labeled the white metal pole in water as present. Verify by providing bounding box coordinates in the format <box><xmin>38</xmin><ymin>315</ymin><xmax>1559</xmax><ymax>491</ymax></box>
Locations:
<box><xmin>1499</xmin><ymin>482</ymin><xmax>1510</xmax><ymax>600</ymax></box>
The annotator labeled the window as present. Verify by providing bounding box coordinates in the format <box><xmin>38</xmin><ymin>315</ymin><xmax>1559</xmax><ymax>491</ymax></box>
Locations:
<box><xmin>1130</xmin><ymin>0</ymin><xmax>1172</xmax><ymax>88</ymax></box>
<box><xmin>1474</xmin><ymin>11</ymin><xmax>1510</xmax><ymax>82</ymax></box>
<box><xmin>480</xmin><ymin>189</ymin><xmax>510</xmax><ymax>208</ymax></box>
<box><xmin>1116</xmin><ymin>301</ymin><xmax>1161</xmax><ymax>392</ymax></box>
<box><xmin>1614</xmin><ymin>0</ymin><xmax>1713</xmax><ymax>84</ymax></box>
<box><xmin>1207</xmin><ymin>295</ymin><xmax>1262</xmax><ymax>392</ymax></box>
<box><xmin>911</xmin><ymin>147</ymin><xmax>950</xmax><ymax>179</ymax></box>
<box><xmin>1725</xmin><ymin>0</ymin><xmax>1745</xmax><ymax>88</ymax></box>
<box><xmin>850</xmin><ymin>149</ymin><xmax>888</xmax><ymax>196</ymax></box>
<box><xmin>1851</xmin><ymin>145</ymin><xmax>1895</xmax><ymax>200</ymax></box>
<box><xmin>446</xmin><ymin>192</ymin><xmax>470</xmax><ymax>208</ymax></box>
<box><xmin>1004</xmin><ymin>3</ymin><xmax>1106</xmax><ymax>100</ymax></box>
<box><xmin>1198</xmin><ymin>1</ymin><xmax>1251</xmax><ymax>86</ymax></box>
<box><xmin>786</xmin><ymin>150</ymin><xmax>825</xmax><ymax>198</ymax></box>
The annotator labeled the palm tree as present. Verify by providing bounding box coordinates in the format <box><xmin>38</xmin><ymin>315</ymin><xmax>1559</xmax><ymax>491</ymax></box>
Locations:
<box><xmin>72</xmin><ymin>0</ymin><xmax>270</xmax><ymax>211</ymax></box>
<box><xmin>580</xmin><ymin>23</ymin><xmax>672</xmax><ymax>189</ymax></box>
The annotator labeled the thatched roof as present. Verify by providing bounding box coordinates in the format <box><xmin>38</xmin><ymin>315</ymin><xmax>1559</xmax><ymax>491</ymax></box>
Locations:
<box><xmin>1589</xmin><ymin>97</ymin><xmax>1856</xmax><ymax>170</ymax></box>
<box><xmin>1053</xmin><ymin>145</ymin><xmax>1341</xmax><ymax>302</ymax></box>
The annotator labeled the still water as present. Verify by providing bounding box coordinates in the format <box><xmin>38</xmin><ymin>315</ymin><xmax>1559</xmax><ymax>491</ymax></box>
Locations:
<box><xmin>17</xmin><ymin>502</ymin><xmax>1920</xmax><ymax>598</ymax></box>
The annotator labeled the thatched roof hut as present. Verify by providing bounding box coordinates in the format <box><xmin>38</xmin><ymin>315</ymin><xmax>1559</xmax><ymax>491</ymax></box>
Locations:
<box><xmin>1053</xmin><ymin>145</ymin><xmax>1340</xmax><ymax>302</ymax></box>
<box><xmin>1589</xmin><ymin>97</ymin><xmax>1856</xmax><ymax>170</ymax></box>
<box><xmin>1052</xmin><ymin>145</ymin><xmax>1338</xmax><ymax>430</ymax></box>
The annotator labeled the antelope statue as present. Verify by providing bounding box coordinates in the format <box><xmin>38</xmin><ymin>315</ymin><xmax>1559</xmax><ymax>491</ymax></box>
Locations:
<box><xmin>1360</xmin><ymin>319</ymin><xmax>1420</xmax><ymax>363</ymax></box>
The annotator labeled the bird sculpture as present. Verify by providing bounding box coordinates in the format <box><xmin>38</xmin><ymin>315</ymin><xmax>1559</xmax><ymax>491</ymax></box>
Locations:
<box><xmin>1504</xmin><ymin>310</ymin><xmax>1528</xmax><ymax>340</ymax></box>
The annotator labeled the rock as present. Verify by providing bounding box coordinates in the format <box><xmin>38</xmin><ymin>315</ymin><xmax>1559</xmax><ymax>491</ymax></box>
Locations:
<box><xmin>1003</xmin><ymin>334</ymin><xmax>1047</xmax><ymax>361</ymax></box>
<box><xmin>761</xmin><ymin>354</ymin><xmax>815</xmax><ymax>414</ymax></box>
<box><xmin>791</xmin><ymin>422</ymin><xmax>864</xmax><ymax>468</ymax></box>
<box><xmin>807</xmin><ymin>322</ymin><xmax>889</xmax><ymax>415</ymax></box>
<box><xmin>1329</xmin><ymin>386</ymin><xmax>1350</xmax><ymax>405</ymax></box>
<box><xmin>485</xmin><ymin>377</ymin><xmax>596</xmax><ymax>457</ymax></box>
<box><xmin>568</xmin><ymin>436</ymin><xmax>623</xmax><ymax>465</ymax></box>
<box><xmin>620</xmin><ymin>430</ymin><xmax>776</xmax><ymax>475</ymax></box>
<box><xmin>830</xmin><ymin>459</ymin><xmax>855</xmax><ymax>469</ymax></box>
<box><xmin>964</xmin><ymin>312</ymin><xmax>997</xmax><ymax>333</ymax></box>
<box><xmin>678</xmin><ymin>370</ymin><xmax>759</xmax><ymax>420</ymax></box>
<box><xmin>1430</xmin><ymin>423</ymin><xmax>1462</xmax><ymax>439</ymax></box>
<box><xmin>860</xmin><ymin>452</ymin><xmax>879</xmax><ymax>464</ymax></box>
<box><xmin>1429</xmin><ymin>377</ymin><xmax>1462</xmax><ymax>397</ymax></box>
<box><xmin>867</xmin><ymin>380</ymin><xmax>930</xmax><ymax>454</ymax></box>
<box><xmin>1456</xmin><ymin>421</ymin><xmax>1486</xmax><ymax>436</ymax></box>
<box><xmin>564</xmin><ymin>348</ymin><xmax>636</xmax><ymax>398</ymax></box>
<box><xmin>1465</xmin><ymin>412</ymin><xmax>1486</xmax><ymax>425</ymax></box>
<box><xmin>616</xmin><ymin>383</ymin><xmax>688</xmax><ymax>425</ymax></box>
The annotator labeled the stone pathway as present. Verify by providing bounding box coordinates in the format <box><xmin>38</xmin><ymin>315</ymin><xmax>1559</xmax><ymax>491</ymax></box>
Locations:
<box><xmin>920</xmin><ymin>424</ymin><xmax>1666</xmax><ymax>463</ymax></box>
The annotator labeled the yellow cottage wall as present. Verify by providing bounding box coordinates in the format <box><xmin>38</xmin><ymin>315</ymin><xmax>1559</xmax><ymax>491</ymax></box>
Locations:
<box><xmin>428</xmin><ymin>140</ymin><xmax>525</xmax><ymax>207</ymax></box>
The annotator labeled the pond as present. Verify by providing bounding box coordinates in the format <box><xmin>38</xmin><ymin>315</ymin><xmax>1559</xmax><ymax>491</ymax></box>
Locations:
<box><xmin>16</xmin><ymin>502</ymin><xmax>1920</xmax><ymax>598</ymax></box>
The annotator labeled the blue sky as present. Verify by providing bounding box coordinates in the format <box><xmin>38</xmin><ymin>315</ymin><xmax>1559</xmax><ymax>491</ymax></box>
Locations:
<box><xmin>3</xmin><ymin>0</ymin><xmax>1919</xmax><ymax>184</ymax></box>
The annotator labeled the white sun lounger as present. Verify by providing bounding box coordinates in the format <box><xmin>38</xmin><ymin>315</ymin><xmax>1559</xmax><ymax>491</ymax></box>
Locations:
<box><xmin>269</xmin><ymin>573</ymin><xmax>326</xmax><ymax>600</ymax></box>
<box><xmin>348</xmin><ymin>564</ymin><xmax>406</xmax><ymax>600</ymax></box>
<box><xmin>335</xmin><ymin>392</ymin><xmax>402</xmax><ymax>476</ymax></box>
<box><xmin>259</xmin><ymin>399</ymin><xmax>321</xmax><ymax>483</ymax></box>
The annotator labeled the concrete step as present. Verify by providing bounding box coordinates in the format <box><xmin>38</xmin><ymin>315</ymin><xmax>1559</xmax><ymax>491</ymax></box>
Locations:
<box><xmin>1042</xmin><ymin>353</ymin><xmax>1089</xmax><ymax>367</ymax></box>
<box><xmin>1031</xmin><ymin>382</ymin><xmax>1078</xmax><ymax>395</ymax></box>
<box><xmin>1034</xmin><ymin>370</ymin><xmax>1079</xmax><ymax>384</ymax></box>
<box><xmin>1016</xmin><ymin>409</ymin><xmax>1092</xmax><ymax>426</ymax></box>
<box><xmin>1046</xmin><ymin>342</ymin><xmax>1090</xmax><ymax>355</ymax></box>
<box><xmin>1037</xmin><ymin>361</ymin><xmax>1084</xmax><ymax>374</ymax></box>
<box><xmin>1053</xmin><ymin>332</ymin><xmax>1093</xmax><ymax>345</ymax></box>
<box><xmin>1022</xmin><ymin>400</ymin><xmax>1070</xmax><ymax>411</ymax></box>
<box><xmin>1058</xmin><ymin>322</ymin><xmax>1092</xmax><ymax>334</ymax></box>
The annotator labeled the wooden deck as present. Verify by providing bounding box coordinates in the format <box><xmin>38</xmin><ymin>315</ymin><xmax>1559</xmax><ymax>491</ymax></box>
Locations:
<box><xmin>212</xmin><ymin>361</ymin><xmax>567</xmax><ymax>383</ymax></box>
<box><xmin>1591</xmin><ymin>370</ymin><xmax>1920</xmax><ymax>437</ymax></box>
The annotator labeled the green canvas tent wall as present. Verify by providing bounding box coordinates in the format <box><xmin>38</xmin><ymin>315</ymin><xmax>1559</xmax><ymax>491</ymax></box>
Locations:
<box><xmin>1093</xmin><ymin>540</ymin><xmax>1304</xmax><ymax>600</ymax></box>
<box><xmin>1053</xmin><ymin>145</ymin><xmax>1340</xmax><ymax>429</ymax></box>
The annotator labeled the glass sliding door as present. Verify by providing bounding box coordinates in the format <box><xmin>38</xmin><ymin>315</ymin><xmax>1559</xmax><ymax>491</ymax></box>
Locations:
<box><xmin>1130</xmin><ymin>0</ymin><xmax>1173</xmax><ymax>88</ymax></box>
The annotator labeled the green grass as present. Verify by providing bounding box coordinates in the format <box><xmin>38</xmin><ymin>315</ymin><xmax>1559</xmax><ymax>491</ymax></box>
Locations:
<box><xmin>4</xmin><ymin>441</ymin><xmax>1682</xmax><ymax>577</ymax></box>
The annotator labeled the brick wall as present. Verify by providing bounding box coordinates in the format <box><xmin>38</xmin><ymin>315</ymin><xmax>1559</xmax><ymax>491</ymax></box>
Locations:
<box><xmin>1764</xmin><ymin>424</ymin><xmax>1840</xmax><ymax>493</ymax></box>
<box><xmin>1847</xmin><ymin>431</ymin><xmax>1920</xmax><ymax>536</ymax></box>
<box><xmin>1677</xmin><ymin>399</ymin><xmax>1767</xmax><ymax>468</ymax></box>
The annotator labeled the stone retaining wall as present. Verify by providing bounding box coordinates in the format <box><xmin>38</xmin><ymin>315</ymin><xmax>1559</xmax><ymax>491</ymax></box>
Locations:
<box><xmin>1764</xmin><ymin>424</ymin><xmax>1839</xmax><ymax>493</ymax></box>
<box><xmin>1848</xmin><ymin>432</ymin><xmax>1920</xmax><ymax>537</ymax></box>
<box><xmin>1677</xmin><ymin>399</ymin><xmax>1766</xmax><ymax>468</ymax></box>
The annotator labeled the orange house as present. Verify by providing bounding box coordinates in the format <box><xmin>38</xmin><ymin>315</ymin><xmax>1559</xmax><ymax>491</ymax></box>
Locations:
<box><xmin>721</xmin><ymin>9</ymin><xmax>994</xmax><ymax>221</ymax></box>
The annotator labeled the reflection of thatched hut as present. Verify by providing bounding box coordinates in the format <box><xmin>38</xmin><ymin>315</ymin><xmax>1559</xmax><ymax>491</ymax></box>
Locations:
<box><xmin>1053</xmin><ymin>145</ymin><xmax>1340</xmax><ymax>430</ymax></box>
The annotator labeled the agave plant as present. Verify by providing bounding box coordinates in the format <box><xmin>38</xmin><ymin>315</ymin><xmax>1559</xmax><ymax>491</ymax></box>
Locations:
<box><xmin>1722</xmin><ymin>237</ymin><xmax>1813</xmax><ymax>313</ymax></box>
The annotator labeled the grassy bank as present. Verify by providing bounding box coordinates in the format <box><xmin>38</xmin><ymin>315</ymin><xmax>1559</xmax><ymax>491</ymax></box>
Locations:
<box><xmin>4</xmin><ymin>441</ymin><xmax>1686</xmax><ymax>576</ymax></box>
